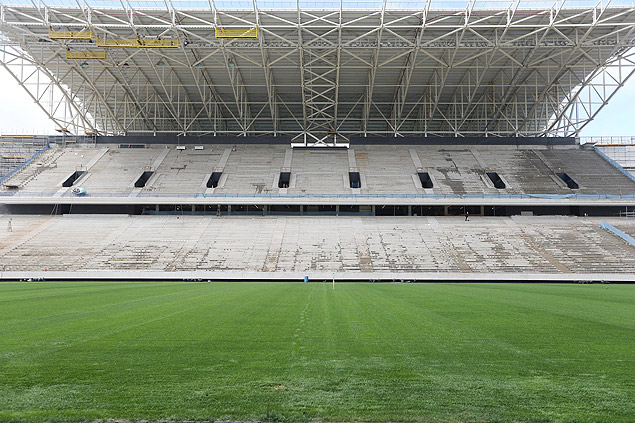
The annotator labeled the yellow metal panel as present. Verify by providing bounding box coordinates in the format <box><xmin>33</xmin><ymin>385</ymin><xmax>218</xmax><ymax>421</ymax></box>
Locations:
<box><xmin>96</xmin><ymin>37</ymin><xmax>179</xmax><ymax>48</ymax></box>
<box><xmin>49</xmin><ymin>28</ymin><xmax>94</xmax><ymax>40</ymax></box>
<box><xmin>66</xmin><ymin>50</ymin><xmax>107</xmax><ymax>60</ymax></box>
<box><xmin>215</xmin><ymin>27</ymin><xmax>258</xmax><ymax>38</ymax></box>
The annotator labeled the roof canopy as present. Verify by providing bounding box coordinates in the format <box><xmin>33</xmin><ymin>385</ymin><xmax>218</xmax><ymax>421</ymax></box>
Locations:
<box><xmin>0</xmin><ymin>0</ymin><xmax>634</xmax><ymax>140</ymax></box>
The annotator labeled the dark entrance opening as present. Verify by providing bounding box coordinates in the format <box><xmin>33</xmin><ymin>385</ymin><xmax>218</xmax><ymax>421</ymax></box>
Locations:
<box><xmin>486</xmin><ymin>172</ymin><xmax>506</xmax><ymax>189</ymax></box>
<box><xmin>418</xmin><ymin>172</ymin><xmax>433</xmax><ymax>188</ymax></box>
<box><xmin>232</xmin><ymin>204</ymin><xmax>267</xmax><ymax>214</ymax></box>
<box><xmin>135</xmin><ymin>171</ymin><xmax>154</xmax><ymax>188</ymax></box>
<box><xmin>339</xmin><ymin>205</ymin><xmax>359</xmax><ymax>214</ymax></box>
<box><xmin>556</xmin><ymin>172</ymin><xmax>579</xmax><ymax>189</ymax></box>
<box><xmin>304</xmin><ymin>205</ymin><xmax>337</xmax><ymax>214</ymax></box>
<box><xmin>62</xmin><ymin>171</ymin><xmax>86</xmax><ymax>187</ymax></box>
<box><xmin>119</xmin><ymin>144</ymin><xmax>145</xmax><ymax>149</ymax></box>
<box><xmin>268</xmin><ymin>204</ymin><xmax>301</xmax><ymax>214</ymax></box>
<box><xmin>447</xmin><ymin>205</ymin><xmax>482</xmax><ymax>216</ymax></box>
<box><xmin>412</xmin><ymin>205</ymin><xmax>445</xmax><ymax>216</ymax></box>
<box><xmin>207</xmin><ymin>172</ymin><xmax>223</xmax><ymax>188</ymax></box>
<box><xmin>375</xmin><ymin>205</ymin><xmax>409</xmax><ymax>216</ymax></box>
<box><xmin>349</xmin><ymin>172</ymin><xmax>361</xmax><ymax>188</ymax></box>
<box><xmin>278</xmin><ymin>172</ymin><xmax>291</xmax><ymax>188</ymax></box>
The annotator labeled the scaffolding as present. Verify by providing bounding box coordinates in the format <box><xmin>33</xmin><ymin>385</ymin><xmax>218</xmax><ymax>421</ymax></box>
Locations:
<box><xmin>96</xmin><ymin>37</ymin><xmax>179</xmax><ymax>49</ymax></box>
<box><xmin>48</xmin><ymin>28</ymin><xmax>94</xmax><ymax>40</ymax></box>
<box><xmin>66</xmin><ymin>50</ymin><xmax>107</xmax><ymax>60</ymax></box>
<box><xmin>215</xmin><ymin>27</ymin><xmax>258</xmax><ymax>38</ymax></box>
<box><xmin>0</xmin><ymin>136</ymin><xmax>49</xmax><ymax>178</ymax></box>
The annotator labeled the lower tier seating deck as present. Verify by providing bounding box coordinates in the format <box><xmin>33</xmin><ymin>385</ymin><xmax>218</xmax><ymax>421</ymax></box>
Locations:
<box><xmin>614</xmin><ymin>221</ymin><xmax>635</xmax><ymax>238</ymax></box>
<box><xmin>1</xmin><ymin>143</ymin><xmax>634</xmax><ymax>198</ymax></box>
<box><xmin>1</xmin><ymin>215</ymin><xmax>633</xmax><ymax>276</ymax></box>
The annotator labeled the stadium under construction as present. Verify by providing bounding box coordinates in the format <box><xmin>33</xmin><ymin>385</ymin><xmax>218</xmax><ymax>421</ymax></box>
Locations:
<box><xmin>0</xmin><ymin>0</ymin><xmax>634</xmax><ymax>281</ymax></box>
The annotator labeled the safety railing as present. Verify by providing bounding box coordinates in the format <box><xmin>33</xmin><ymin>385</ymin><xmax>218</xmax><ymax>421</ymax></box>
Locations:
<box><xmin>600</xmin><ymin>220</ymin><xmax>635</xmax><ymax>247</ymax></box>
<box><xmin>0</xmin><ymin>144</ymin><xmax>50</xmax><ymax>186</ymax></box>
<box><xmin>1</xmin><ymin>191</ymin><xmax>634</xmax><ymax>200</ymax></box>
<box><xmin>581</xmin><ymin>136</ymin><xmax>635</xmax><ymax>145</ymax></box>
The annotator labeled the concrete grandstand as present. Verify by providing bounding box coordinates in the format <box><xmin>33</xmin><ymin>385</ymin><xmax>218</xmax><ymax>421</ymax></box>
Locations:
<box><xmin>0</xmin><ymin>136</ymin><xmax>634</xmax><ymax>281</ymax></box>
<box><xmin>0</xmin><ymin>0</ymin><xmax>634</xmax><ymax>281</ymax></box>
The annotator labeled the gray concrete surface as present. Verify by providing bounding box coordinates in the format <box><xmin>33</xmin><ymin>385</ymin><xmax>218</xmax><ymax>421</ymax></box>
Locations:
<box><xmin>1</xmin><ymin>215</ymin><xmax>634</xmax><ymax>279</ymax></box>
<box><xmin>2</xmin><ymin>144</ymin><xmax>633</xmax><ymax>201</ymax></box>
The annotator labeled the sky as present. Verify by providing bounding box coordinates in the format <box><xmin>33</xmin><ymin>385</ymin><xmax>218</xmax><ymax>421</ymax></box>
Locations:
<box><xmin>0</xmin><ymin>66</ymin><xmax>633</xmax><ymax>138</ymax></box>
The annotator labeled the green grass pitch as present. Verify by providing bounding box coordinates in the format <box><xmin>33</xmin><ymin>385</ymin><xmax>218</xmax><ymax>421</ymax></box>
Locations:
<box><xmin>0</xmin><ymin>282</ymin><xmax>633</xmax><ymax>423</ymax></box>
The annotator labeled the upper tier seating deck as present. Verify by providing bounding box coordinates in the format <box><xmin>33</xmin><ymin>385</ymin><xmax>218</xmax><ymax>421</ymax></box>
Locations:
<box><xmin>288</xmin><ymin>149</ymin><xmax>351</xmax><ymax>194</ymax></box>
<box><xmin>354</xmin><ymin>146</ymin><xmax>419</xmax><ymax>194</ymax></box>
<box><xmin>0</xmin><ymin>137</ymin><xmax>48</xmax><ymax>178</ymax></box>
<box><xmin>144</xmin><ymin>148</ymin><xmax>220</xmax><ymax>194</ymax></box>
<box><xmin>1</xmin><ymin>143</ymin><xmax>633</xmax><ymax>197</ymax></box>
<box><xmin>539</xmin><ymin>149</ymin><xmax>635</xmax><ymax>194</ymax></box>
<box><xmin>214</xmin><ymin>145</ymin><xmax>287</xmax><ymax>194</ymax></box>
<box><xmin>6</xmin><ymin>147</ymin><xmax>100</xmax><ymax>192</ymax></box>
<box><xmin>597</xmin><ymin>145</ymin><xmax>635</xmax><ymax>177</ymax></box>
<box><xmin>413</xmin><ymin>147</ymin><xmax>497</xmax><ymax>195</ymax></box>
<box><xmin>474</xmin><ymin>149</ymin><xmax>571</xmax><ymax>194</ymax></box>
<box><xmin>80</xmin><ymin>148</ymin><xmax>158</xmax><ymax>193</ymax></box>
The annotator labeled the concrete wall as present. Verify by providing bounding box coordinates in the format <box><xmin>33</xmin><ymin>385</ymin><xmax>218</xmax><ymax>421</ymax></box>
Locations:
<box><xmin>91</xmin><ymin>135</ymin><xmax>576</xmax><ymax>146</ymax></box>
<box><xmin>350</xmin><ymin>136</ymin><xmax>576</xmax><ymax>146</ymax></box>
<box><xmin>96</xmin><ymin>135</ymin><xmax>292</xmax><ymax>145</ymax></box>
